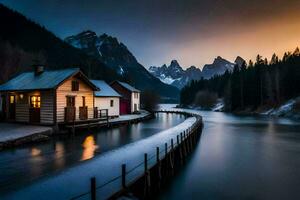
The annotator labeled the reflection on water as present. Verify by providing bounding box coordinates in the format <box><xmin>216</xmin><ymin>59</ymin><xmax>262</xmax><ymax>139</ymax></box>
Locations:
<box><xmin>30</xmin><ymin>148</ymin><xmax>41</xmax><ymax>156</ymax></box>
<box><xmin>160</xmin><ymin>110</ymin><xmax>300</xmax><ymax>200</ymax></box>
<box><xmin>81</xmin><ymin>135</ymin><xmax>98</xmax><ymax>161</ymax></box>
<box><xmin>0</xmin><ymin>113</ymin><xmax>186</xmax><ymax>195</ymax></box>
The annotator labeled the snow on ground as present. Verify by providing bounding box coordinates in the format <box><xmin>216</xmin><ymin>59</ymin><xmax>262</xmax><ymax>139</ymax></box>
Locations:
<box><xmin>212</xmin><ymin>100</ymin><xmax>224</xmax><ymax>112</ymax></box>
<box><xmin>4</xmin><ymin>115</ymin><xmax>197</xmax><ymax>200</ymax></box>
<box><xmin>0</xmin><ymin>123</ymin><xmax>52</xmax><ymax>143</ymax></box>
<box><xmin>109</xmin><ymin>111</ymin><xmax>149</xmax><ymax>123</ymax></box>
<box><xmin>261</xmin><ymin>99</ymin><xmax>296</xmax><ymax>116</ymax></box>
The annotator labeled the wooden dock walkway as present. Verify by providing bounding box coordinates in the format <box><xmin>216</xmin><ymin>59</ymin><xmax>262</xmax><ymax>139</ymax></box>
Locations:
<box><xmin>65</xmin><ymin>111</ymin><xmax>153</xmax><ymax>133</ymax></box>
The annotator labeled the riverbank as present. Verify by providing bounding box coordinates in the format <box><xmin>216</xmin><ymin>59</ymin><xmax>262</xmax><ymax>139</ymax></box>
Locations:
<box><xmin>180</xmin><ymin>97</ymin><xmax>300</xmax><ymax>121</ymax></box>
<box><xmin>0</xmin><ymin>123</ymin><xmax>53</xmax><ymax>150</ymax></box>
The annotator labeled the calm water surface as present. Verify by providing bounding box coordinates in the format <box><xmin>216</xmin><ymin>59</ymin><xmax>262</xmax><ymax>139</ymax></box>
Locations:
<box><xmin>0</xmin><ymin>113</ymin><xmax>186</xmax><ymax>195</ymax></box>
<box><xmin>160</xmin><ymin>111</ymin><xmax>300</xmax><ymax>200</ymax></box>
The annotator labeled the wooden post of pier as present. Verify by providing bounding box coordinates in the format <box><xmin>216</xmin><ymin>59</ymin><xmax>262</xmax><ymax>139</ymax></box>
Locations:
<box><xmin>122</xmin><ymin>164</ymin><xmax>126</xmax><ymax>189</ymax></box>
<box><xmin>144</xmin><ymin>153</ymin><xmax>148</xmax><ymax>172</ymax></box>
<box><xmin>180</xmin><ymin>132</ymin><xmax>183</xmax><ymax>144</ymax></box>
<box><xmin>165</xmin><ymin>143</ymin><xmax>168</xmax><ymax>157</ymax></box>
<box><xmin>183</xmin><ymin>132</ymin><xmax>187</xmax><ymax>156</ymax></box>
<box><xmin>170</xmin><ymin>139</ymin><xmax>174</xmax><ymax>172</ymax></box>
<box><xmin>156</xmin><ymin>147</ymin><xmax>160</xmax><ymax>163</ymax></box>
<box><xmin>91</xmin><ymin>177</ymin><xmax>96</xmax><ymax>200</ymax></box>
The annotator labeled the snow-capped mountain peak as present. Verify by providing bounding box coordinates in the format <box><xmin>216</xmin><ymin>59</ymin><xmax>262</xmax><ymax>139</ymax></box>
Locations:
<box><xmin>149</xmin><ymin>56</ymin><xmax>244</xmax><ymax>89</ymax></box>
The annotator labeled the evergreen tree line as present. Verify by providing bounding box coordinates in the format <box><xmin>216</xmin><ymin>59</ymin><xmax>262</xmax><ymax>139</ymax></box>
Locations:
<box><xmin>180</xmin><ymin>48</ymin><xmax>300</xmax><ymax>111</ymax></box>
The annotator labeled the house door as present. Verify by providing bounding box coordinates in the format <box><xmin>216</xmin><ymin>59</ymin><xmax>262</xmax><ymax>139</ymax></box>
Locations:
<box><xmin>29</xmin><ymin>96</ymin><xmax>40</xmax><ymax>123</ymax></box>
<box><xmin>120</xmin><ymin>99</ymin><xmax>129</xmax><ymax>115</ymax></box>
<box><xmin>134</xmin><ymin>104</ymin><xmax>137</xmax><ymax>112</ymax></box>
<box><xmin>65</xmin><ymin>96</ymin><xmax>76</xmax><ymax>122</ymax></box>
<box><xmin>79</xmin><ymin>96</ymin><xmax>88</xmax><ymax>120</ymax></box>
<box><xmin>8</xmin><ymin>95</ymin><xmax>16</xmax><ymax>120</ymax></box>
<box><xmin>1</xmin><ymin>95</ymin><xmax>6</xmax><ymax>120</ymax></box>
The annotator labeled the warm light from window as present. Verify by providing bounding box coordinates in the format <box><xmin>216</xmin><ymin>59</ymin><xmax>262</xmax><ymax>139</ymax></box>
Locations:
<box><xmin>9</xmin><ymin>96</ymin><xmax>15</xmax><ymax>104</ymax></box>
<box><xmin>30</xmin><ymin>96</ymin><xmax>41</xmax><ymax>108</ymax></box>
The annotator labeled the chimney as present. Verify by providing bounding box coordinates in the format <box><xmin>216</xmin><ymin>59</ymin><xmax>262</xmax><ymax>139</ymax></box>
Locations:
<box><xmin>33</xmin><ymin>65</ymin><xmax>44</xmax><ymax>76</ymax></box>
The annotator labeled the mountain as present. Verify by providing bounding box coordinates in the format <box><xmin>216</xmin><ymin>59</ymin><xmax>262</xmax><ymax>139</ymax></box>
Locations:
<box><xmin>234</xmin><ymin>56</ymin><xmax>246</xmax><ymax>68</ymax></box>
<box><xmin>149</xmin><ymin>60</ymin><xmax>202</xmax><ymax>89</ymax></box>
<box><xmin>149</xmin><ymin>56</ymin><xmax>239</xmax><ymax>89</ymax></box>
<box><xmin>65</xmin><ymin>31</ymin><xmax>179</xmax><ymax>101</ymax></box>
<box><xmin>201</xmin><ymin>56</ymin><xmax>235</xmax><ymax>79</ymax></box>
<box><xmin>0</xmin><ymin>4</ymin><xmax>120</xmax><ymax>84</ymax></box>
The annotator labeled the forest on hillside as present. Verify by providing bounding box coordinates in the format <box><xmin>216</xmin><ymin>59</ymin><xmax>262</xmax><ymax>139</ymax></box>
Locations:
<box><xmin>180</xmin><ymin>48</ymin><xmax>300</xmax><ymax>111</ymax></box>
<box><xmin>0</xmin><ymin>4</ymin><xmax>122</xmax><ymax>84</ymax></box>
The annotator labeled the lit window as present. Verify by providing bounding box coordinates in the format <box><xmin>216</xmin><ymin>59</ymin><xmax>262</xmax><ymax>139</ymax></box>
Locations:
<box><xmin>30</xmin><ymin>96</ymin><xmax>41</xmax><ymax>108</ymax></box>
<box><xmin>10</xmin><ymin>95</ymin><xmax>15</xmax><ymax>104</ymax></box>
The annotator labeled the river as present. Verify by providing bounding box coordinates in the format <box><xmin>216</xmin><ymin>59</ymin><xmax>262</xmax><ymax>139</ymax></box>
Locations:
<box><xmin>0</xmin><ymin>112</ymin><xmax>186</xmax><ymax>196</ymax></box>
<box><xmin>159</xmin><ymin>110</ymin><xmax>300</xmax><ymax>200</ymax></box>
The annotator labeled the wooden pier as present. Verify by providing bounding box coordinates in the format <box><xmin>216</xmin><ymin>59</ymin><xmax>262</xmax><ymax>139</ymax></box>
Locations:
<box><xmin>70</xmin><ymin>110</ymin><xmax>203</xmax><ymax>200</ymax></box>
<box><xmin>64</xmin><ymin>111</ymin><xmax>153</xmax><ymax>134</ymax></box>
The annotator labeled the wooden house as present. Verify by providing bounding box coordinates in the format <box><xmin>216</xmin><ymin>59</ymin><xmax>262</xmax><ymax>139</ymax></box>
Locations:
<box><xmin>90</xmin><ymin>80</ymin><xmax>121</xmax><ymax>118</ymax></box>
<box><xmin>110</xmin><ymin>81</ymin><xmax>140</xmax><ymax>115</ymax></box>
<box><xmin>0</xmin><ymin>67</ymin><xmax>99</xmax><ymax>125</ymax></box>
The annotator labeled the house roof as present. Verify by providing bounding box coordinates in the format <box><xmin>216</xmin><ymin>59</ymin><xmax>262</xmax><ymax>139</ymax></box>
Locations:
<box><xmin>113</xmin><ymin>81</ymin><xmax>140</xmax><ymax>92</ymax></box>
<box><xmin>90</xmin><ymin>80</ymin><xmax>121</xmax><ymax>97</ymax></box>
<box><xmin>0</xmin><ymin>68</ymin><xmax>98</xmax><ymax>91</ymax></box>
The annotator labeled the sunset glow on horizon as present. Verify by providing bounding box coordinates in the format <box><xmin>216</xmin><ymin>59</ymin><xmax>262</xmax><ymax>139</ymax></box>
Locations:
<box><xmin>2</xmin><ymin>0</ymin><xmax>300</xmax><ymax>69</ymax></box>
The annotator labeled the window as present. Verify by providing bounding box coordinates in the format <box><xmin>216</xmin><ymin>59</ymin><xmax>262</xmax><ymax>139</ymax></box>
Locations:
<box><xmin>30</xmin><ymin>96</ymin><xmax>40</xmax><ymax>108</ymax></box>
<box><xmin>66</xmin><ymin>96</ymin><xmax>75</xmax><ymax>107</ymax></box>
<box><xmin>72</xmin><ymin>80</ymin><xmax>79</xmax><ymax>91</ymax></box>
<box><xmin>82</xmin><ymin>96</ymin><xmax>86</xmax><ymax>107</ymax></box>
<box><xmin>134</xmin><ymin>93</ymin><xmax>139</xmax><ymax>99</ymax></box>
<box><xmin>10</xmin><ymin>95</ymin><xmax>15</xmax><ymax>104</ymax></box>
<box><xmin>110</xmin><ymin>100</ymin><xmax>114</xmax><ymax>107</ymax></box>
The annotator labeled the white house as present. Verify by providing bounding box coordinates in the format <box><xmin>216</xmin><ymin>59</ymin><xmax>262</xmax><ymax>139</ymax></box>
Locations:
<box><xmin>91</xmin><ymin>80</ymin><xmax>121</xmax><ymax>118</ymax></box>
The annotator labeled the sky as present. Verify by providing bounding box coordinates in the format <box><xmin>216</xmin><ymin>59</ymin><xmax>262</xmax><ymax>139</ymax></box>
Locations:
<box><xmin>1</xmin><ymin>0</ymin><xmax>300</xmax><ymax>69</ymax></box>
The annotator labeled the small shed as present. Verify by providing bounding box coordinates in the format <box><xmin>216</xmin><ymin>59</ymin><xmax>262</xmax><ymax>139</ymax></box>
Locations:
<box><xmin>110</xmin><ymin>81</ymin><xmax>140</xmax><ymax>115</ymax></box>
<box><xmin>0</xmin><ymin>67</ymin><xmax>98</xmax><ymax>125</ymax></box>
<box><xmin>90</xmin><ymin>80</ymin><xmax>121</xmax><ymax>118</ymax></box>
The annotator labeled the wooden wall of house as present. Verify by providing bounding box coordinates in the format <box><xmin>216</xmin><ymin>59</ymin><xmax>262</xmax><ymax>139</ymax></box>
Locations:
<box><xmin>15</xmin><ymin>99</ymin><xmax>29</xmax><ymax>122</ymax></box>
<box><xmin>40</xmin><ymin>91</ymin><xmax>54</xmax><ymax>124</ymax></box>
<box><xmin>56</xmin><ymin>77</ymin><xmax>94</xmax><ymax>123</ymax></box>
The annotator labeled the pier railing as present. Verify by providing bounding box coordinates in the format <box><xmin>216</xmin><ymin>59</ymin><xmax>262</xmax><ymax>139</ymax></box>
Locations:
<box><xmin>70</xmin><ymin>110</ymin><xmax>203</xmax><ymax>200</ymax></box>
